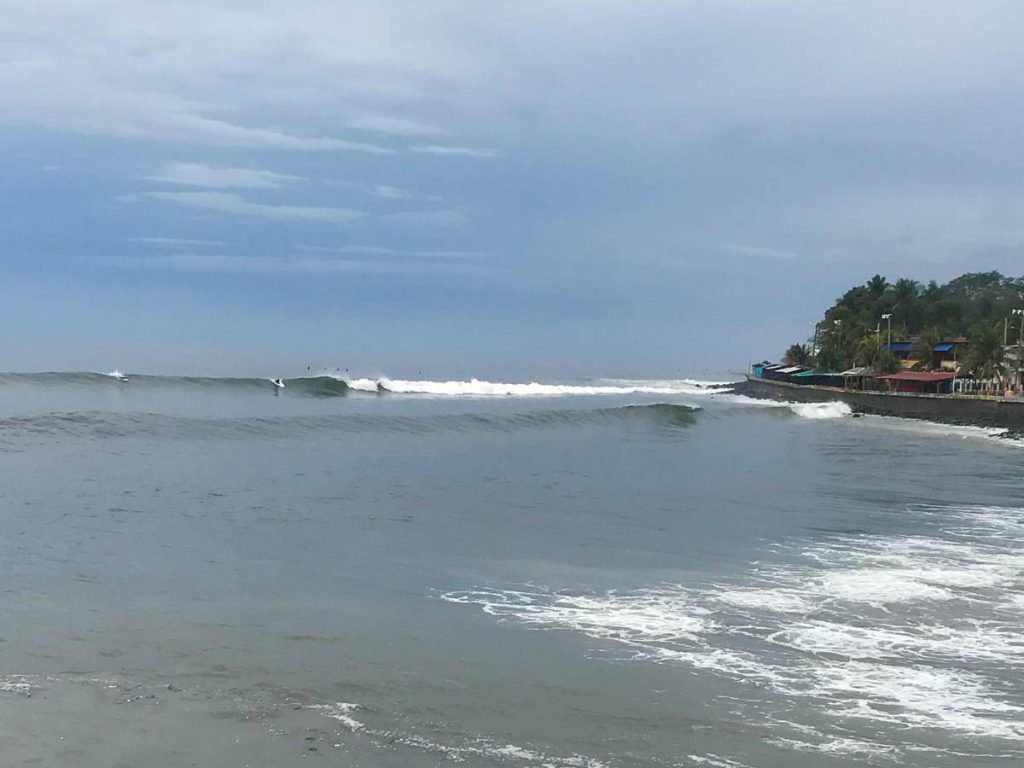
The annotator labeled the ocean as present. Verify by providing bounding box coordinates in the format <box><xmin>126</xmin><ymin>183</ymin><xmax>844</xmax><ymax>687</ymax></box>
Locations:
<box><xmin>1</xmin><ymin>372</ymin><xmax>1021</xmax><ymax>767</ymax></box>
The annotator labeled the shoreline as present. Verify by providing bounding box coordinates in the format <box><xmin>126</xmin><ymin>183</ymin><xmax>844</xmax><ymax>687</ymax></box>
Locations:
<box><xmin>731</xmin><ymin>376</ymin><xmax>1024</xmax><ymax>436</ymax></box>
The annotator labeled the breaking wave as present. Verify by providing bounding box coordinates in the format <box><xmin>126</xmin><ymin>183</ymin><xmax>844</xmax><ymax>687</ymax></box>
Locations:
<box><xmin>441</xmin><ymin>503</ymin><xmax>1024</xmax><ymax>762</ymax></box>
<box><xmin>0</xmin><ymin>371</ymin><xmax>733</xmax><ymax>399</ymax></box>
<box><xmin>787</xmin><ymin>401</ymin><xmax>852</xmax><ymax>419</ymax></box>
<box><xmin>369</xmin><ymin>377</ymin><xmax>730</xmax><ymax>397</ymax></box>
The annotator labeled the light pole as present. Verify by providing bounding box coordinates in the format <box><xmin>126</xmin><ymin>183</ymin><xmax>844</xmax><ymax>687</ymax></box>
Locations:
<box><xmin>881</xmin><ymin>313</ymin><xmax>892</xmax><ymax>352</ymax></box>
<box><xmin>1013</xmin><ymin>308</ymin><xmax>1024</xmax><ymax>391</ymax></box>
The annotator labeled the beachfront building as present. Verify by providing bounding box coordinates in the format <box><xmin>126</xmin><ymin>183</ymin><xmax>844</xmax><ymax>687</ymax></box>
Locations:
<box><xmin>1004</xmin><ymin>346</ymin><xmax>1024</xmax><ymax>390</ymax></box>
<box><xmin>876</xmin><ymin>371</ymin><xmax>955</xmax><ymax>394</ymax></box>
<box><xmin>882</xmin><ymin>338</ymin><xmax>968</xmax><ymax>370</ymax></box>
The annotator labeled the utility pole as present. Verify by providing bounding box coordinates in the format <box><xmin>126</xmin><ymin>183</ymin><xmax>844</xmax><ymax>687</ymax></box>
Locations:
<box><xmin>1013</xmin><ymin>309</ymin><xmax>1024</xmax><ymax>392</ymax></box>
<box><xmin>1019</xmin><ymin>309</ymin><xmax>1023</xmax><ymax>392</ymax></box>
<box><xmin>881</xmin><ymin>313</ymin><xmax>892</xmax><ymax>352</ymax></box>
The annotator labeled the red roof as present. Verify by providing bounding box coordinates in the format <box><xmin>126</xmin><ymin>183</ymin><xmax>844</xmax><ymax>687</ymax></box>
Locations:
<box><xmin>876</xmin><ymin>371</ymin><xmax>955</xmax><ymax>382</ymax></box>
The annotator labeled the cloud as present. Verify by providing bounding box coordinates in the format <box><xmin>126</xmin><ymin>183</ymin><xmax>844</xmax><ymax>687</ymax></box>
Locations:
<box><xmin>151</xmin><ymin>161</ymin><xmax>302</xmax><ymax>189</ymax></box>
<box><xmin>297</xmin><ymin>245</ymin><xmax>486</xmax><ymax>260</ymax></box>
<box><xmin>720</xmin><ymin>244</ymin><xmax>799</xmax><ymax>261</ymax></box>
<box><xmin>133</xmin><ymin>191</ymin><xmax>364</xmax><ymax>223</ymax></box>
<box><xmin>347</xmin><ymin>116</ymin><xmax>444</xmax><ymax>136</ymax></box>
<box><xmin>0</xmin><ymin>59</ymin><xmax>393</xmax><ymax>152</ymax></box>
<box><xmin>380</xmin><ymin>209</ymin><xmax>468</xmax><ymax>226</ymax></box>
<box><xmin>128</xmin><ymin>237</ymin><xmax>225</xmax><ymax>246</ymax></box>
<box><xmin>412</xmin><ymin>145</ymin><xmax>501</xmax><ymax>158</ymax></box>
<box><xmin>372</xmin><ymin>184</ymin><xmax>413</xmax><ymax>200</ymax></box>
<box><xmin>101</xmin><ymin>252</ymin><xmax>484</xmax><ymax>276</ymax></box>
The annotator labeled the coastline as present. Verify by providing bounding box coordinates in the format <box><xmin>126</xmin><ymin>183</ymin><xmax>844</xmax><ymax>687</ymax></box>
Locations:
<box><xmin>731</xmin><ymin>375</ymin><xmax>1024</xmax><ymax>435</ymax></box>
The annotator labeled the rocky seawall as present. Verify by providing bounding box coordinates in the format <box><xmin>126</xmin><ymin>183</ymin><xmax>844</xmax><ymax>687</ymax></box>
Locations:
<box><xmin>733</xmin><ymin>376</ymin><xmax>1024</xmax><ymax>434</ymax></box>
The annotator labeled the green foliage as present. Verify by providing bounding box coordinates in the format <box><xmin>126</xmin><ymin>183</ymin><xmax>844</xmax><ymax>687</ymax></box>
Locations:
<box><xmin>786</xmin><ymin>272</ymin><xmax>1024</xmax><ymax>373</ymax></box>
<box><xmin>815</xmin><ymin>271</ymin><xmax>1024</xmax><ymax>339</ymax></box>
<box><xmin>875</xmin><ymin>350</ymin><xmax>902</xmax><ymax>374</ymax></box>
<box><xmin>814</xmin><ymin>344</ymin><xmax>844</xmax><ymax>373</ymax></box>
<box><xmin>853</xmin><ymin>334</ymin><xmax>884</xmax><ymax>368</ymax></box>
<box><xmin>966</xmin><ymin>322</ymin><xmax>1007</xmax><ymax>380</ymax></box>
<box><xmin>783</xmin><ymin>343</ymin><xmax>812</xmax><ymax>366</ymax></box>
<box><xmin>911</xmin><ymin>327</ymin><xmax>942</xmax><ymax>370</ymax></box>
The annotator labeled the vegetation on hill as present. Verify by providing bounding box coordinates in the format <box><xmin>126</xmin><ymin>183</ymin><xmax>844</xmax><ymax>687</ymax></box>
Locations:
<box><xmin>788</xmin><ymin>271</ymin><xmax>1024</xmax><ymax>375</ymax></box>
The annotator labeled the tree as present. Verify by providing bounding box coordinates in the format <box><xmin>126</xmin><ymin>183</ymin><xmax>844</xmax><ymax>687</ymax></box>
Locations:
<box><xmin>783</xmin><ymin>343</ymin><xmax>812</xmax><ymax>366</ymax></box>
<box><xmin>875</xmin><ymin>350</ymin><xmax>902</xmax><ymax>374</ymax></box>
<box><xmin>815</xmin><ymin>344</ymin><xmax>843</xmax><ymax>372</ymax></box>
<box><xmin>853</xmin><ymin>334</ymin><xmax>884</xmax><ymax>368</ymax></box>
<box><xmin>966</xmin><ymin>323</ymin><xmax>1006</xmax><ymax>381</ymax></box>
<box><xmin>810</xmin><ymin>271</ymin><xmax>1023</xmax><ymax>347</ymax></box>
<box><xmin>891</xmin><ymin>277</ymin><xmax>921</xmax><ymax>329</ymax></box>
<box><xmin>911</xmin><ymin>327</ymin><xmax>942</xmax><ymax>370</ymax></box>
<box><xmin>866</xmin><ymin>274</ymin><xmax>888</xmax><ymax>297</ymax></box>
<box><xmin>852</xmin><ymin>334</ymin><xmax>902</xmax><ymax>373</ymax></box>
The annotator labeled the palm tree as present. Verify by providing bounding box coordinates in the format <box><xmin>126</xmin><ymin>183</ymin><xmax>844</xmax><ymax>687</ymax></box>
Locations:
<box><xmin>911</xmin><ymin>327</ymin><xmax>942</xmax><ymax>370</ymax></box>
<box><xmin>815</xmin><ymin>344</ymin><xmax>843</xmax><ymax>372</ymax></box>
<box><xmin>967</xmin><ymin>323</ymin><xmax>1006</xmax><ymax>381</ymax></box>
<box><xmin>783</xmin><ymin>343</ymin><xmax>812</xmax><ymax>366</ymax></box>
<box><xmin>891</xmin><ymin>277</ymin><xmax>921</xmax><ymax>329</ymax></box>
<box><xmin>866</xmin><ymin>274</ymin><xmax>888</xmax><ymax>297</ymax></box>
<box><xmin>853</xmin><ymin>334</ymin><xmax>883</xmax><ymax>368</ymax></box>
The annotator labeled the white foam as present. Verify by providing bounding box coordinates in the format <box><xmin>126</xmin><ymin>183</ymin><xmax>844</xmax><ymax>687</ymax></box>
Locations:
<box><xmin>345</xmin><ymin>377</ymin><xmax>381</xmax><ymax>392</ymax></box>
<box><xmin>313</xmin><ymin>700</ymin><xmax>608</xmax><ymax>767</ymax></box>
<box><xmin>686</xmin><ymin>755</ymin><xmax>757</xmax><ymax>768</ymax></box>
<box><xmin>313</xmin><ymin>702</ymin><xmax>365</xmax><ymax>731</ymax></box>
<box><xmin>767</xmin><ymin>736</ymin><xmax>900</xmax><ymax>761</ymax></box>
<box><xmin>445</xmin><ymin>503</ymin><xmax>1024</xmax><ymax>752</ymax></box>
<box><xmin>806</xmin><ymin>661</ymin><xmax>1024</xmax><ymax>738</ymax></box>
<box><xmin>441</xmin><ymin>587</ymin><xmax>710</xmax><ymax>647</ymax></box>
<box><xmin>788</xmin><ymin>401</ymin><xmax>852</xmax><ymax>419</ymax></box>
<box><xmin>714</xmin><ymin>588</ymin><xmax>813</xmax><ymax>613</ymax></box>
<box><xmin>772</xmin><ymin>620</ymin><xmax>1024</xmax><ymax>663</ymax></box>
<box><xmin>0</xmin><ymin>676</ymin><xmax>34</xmax><ymax>695</ymax></box>
<box><xmin>337</xmin><ymin>376</ymin><xmax>727</xmax><ymax>398</ymax></box>
<box><xmin>103</xmin><ymin>370</ymin><xmax>128</xmax><ymax>381</ymax></box>
<box><xmin>821</xmin><ymin>568</ymin><xmax>956</xmax><ymax>603</ymax></box>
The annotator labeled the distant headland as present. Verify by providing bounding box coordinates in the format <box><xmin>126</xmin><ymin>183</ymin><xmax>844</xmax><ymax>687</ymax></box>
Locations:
<box><xmin>735</xmin><ymin>272</ymin><xmax>1024</xmax><ymax>432</ymax></box>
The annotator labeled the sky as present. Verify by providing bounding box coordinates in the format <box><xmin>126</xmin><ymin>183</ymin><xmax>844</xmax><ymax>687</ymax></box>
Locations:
<box><xmin>3</xmin><ymin>0</ymin><xmax>1024</xmax><ymax>377</ymax></box>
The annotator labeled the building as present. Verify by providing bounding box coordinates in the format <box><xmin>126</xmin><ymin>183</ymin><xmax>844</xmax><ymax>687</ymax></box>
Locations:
<box><xmin>876</xmin><ymin>371</ymin><xmax>955</xmax><ymax>394</ymax></box>
<box><xmin>882</xmin><ymin>338</ymin><xmax>968</xmax><ymax>370</ymax></box>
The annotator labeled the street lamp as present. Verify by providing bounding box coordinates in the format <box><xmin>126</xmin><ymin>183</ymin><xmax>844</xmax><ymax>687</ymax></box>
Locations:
<box><xmin>881</xmin><ymin>313</ymin><xmax>892</xmax><ymax>351</ymax></box>
<box><xmin>1012</xmin><ymin>309</ymin><xmax>1024</xmax><ymax>391</ymax></box>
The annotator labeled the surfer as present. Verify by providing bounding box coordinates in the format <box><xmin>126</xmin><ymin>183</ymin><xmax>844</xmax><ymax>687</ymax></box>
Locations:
<box><xmin>271</xmin><ymin>378</ymin><xmax>285</xmax><ymax>389</ymax></box>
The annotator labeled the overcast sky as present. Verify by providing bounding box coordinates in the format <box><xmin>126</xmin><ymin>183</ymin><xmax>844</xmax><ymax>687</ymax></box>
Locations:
<box><xmin>3</xmin><ymin>1</ymin><xmax>1023</xmax><ymax>376</ymax></box>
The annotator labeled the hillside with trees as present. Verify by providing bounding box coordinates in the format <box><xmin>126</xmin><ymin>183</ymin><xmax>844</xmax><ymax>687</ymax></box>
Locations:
<box><xmin>784</xmin><ymin>272</ymin><xmax>1024</xmax><ymax>375</ymax></box>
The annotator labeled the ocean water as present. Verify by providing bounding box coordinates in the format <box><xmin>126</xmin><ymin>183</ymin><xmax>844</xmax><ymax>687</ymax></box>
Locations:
<box><xmin>1</xmin><ymin>372</ymin><xmax>1022</xmax><ymax>767</ymax></box>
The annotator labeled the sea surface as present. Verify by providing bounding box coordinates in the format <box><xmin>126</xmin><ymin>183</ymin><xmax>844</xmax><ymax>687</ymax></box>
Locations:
<box><xmin>1</xmin><ymin>371</ymin><xmax>1022</xmax><ymax>767</ymax></box>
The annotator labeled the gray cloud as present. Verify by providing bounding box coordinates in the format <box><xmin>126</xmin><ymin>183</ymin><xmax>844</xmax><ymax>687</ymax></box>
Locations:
<box><xmin>152</xmin><ymin>162</ymin><xmax>302</xmax><ymax>189</ymax></box>
<box><xmin>347</xmin><ymin>116</ymin><xmax>444</xmax><ymax>136</ymax></box>
<box><xmin>412</xmin><ymin>145</ymin><xmax>501</xmax><ymax>158</ymax></box>
<box><xmin>296</xmin><ymin>245</ymin><xmax>486</xmax><ymax>259</ymax></box>
<box><xmin>720</xmin><ymin>244</ymin><xmax>799</xmax><ymax>261</ymax></box>
<box><xmin>132</xmin><ymin>191</ymin><xmax>364</xmax><ymax>223</ymax></box>
<box><xmin>380</xmin><ymin>209</ymin><xmax>468</xmax><ymax>227</ymax></box>
<box><xmin>102</xmin><ymin>252</ymin><xmax>483</xmax><ymax>276</ymax></box>
<box><xmin>373</xmin><ymin>184</ymin><xmax>413</xmax><ymax>200</ymax></box>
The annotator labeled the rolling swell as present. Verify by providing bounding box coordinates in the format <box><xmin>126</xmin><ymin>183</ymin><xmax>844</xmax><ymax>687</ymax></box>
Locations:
<box><xmin>0</xmin><ymin>403</ymin><xmax>698</xmax><ymax>445</ymax></box>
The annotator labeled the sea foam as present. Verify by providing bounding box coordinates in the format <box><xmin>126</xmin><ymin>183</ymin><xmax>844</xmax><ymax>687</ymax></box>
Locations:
<box><xmin>442</xmin><ymin>502</ymin><xmax>1024</xmax><ymax>754</ymax></box>
<box><xmin>342</xmin><ymin>376</ymin><xmax>727</xmax><ymax>397</ymax></box>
